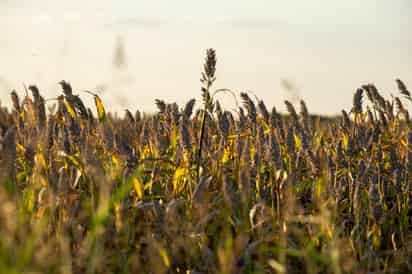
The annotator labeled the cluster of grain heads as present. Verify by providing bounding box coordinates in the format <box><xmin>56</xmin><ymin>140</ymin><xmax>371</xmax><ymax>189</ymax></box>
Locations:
<box><xmin>0</xmin><ymin>48</ymin><xmax>410</xmax><ymax>273</ymax></box>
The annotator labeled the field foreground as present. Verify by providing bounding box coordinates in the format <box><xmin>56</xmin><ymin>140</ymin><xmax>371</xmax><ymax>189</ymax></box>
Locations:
<box><xmin>0</xmin><ymin>50</ymin><xmax>411</xmax><ymax>273</ymax></box>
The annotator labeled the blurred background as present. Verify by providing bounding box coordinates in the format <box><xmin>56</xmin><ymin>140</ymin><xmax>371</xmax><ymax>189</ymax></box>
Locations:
<box><xmin>0</xmin><ymin>0</ymin><xmax>411</xmax><ymax>114</ymax></box>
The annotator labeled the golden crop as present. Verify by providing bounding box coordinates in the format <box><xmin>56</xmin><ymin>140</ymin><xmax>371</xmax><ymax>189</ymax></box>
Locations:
<box><xmin>0</xmin><ymin>50</ymin><xmax>410</xmax><ymax>273</ymax></box>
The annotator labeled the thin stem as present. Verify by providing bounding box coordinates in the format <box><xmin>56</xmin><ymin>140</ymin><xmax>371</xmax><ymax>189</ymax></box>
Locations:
<box><xmin>197</xmin><ymin>109</ymin><xmax>207</xmax><ymax>183</ymax></box>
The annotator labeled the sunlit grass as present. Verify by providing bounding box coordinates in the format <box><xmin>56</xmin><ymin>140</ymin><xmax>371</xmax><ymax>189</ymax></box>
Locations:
<box><xmin>0</xmin><ymin>50</ymin><xmax>410</xmax><ymax>273</ymax></box>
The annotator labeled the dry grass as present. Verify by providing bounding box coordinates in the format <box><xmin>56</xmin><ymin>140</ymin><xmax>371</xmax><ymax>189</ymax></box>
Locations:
<box><xmin>0</xmin><ymin>49</ymin><xmax>410</xmax><ymax>273</ymax></box>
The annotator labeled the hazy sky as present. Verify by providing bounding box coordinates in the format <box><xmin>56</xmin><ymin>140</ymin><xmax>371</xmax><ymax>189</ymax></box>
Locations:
<box><xmin>0</xmin><ymin>1</ymin><xmax>411</xmax><ymax>114</ymax></box>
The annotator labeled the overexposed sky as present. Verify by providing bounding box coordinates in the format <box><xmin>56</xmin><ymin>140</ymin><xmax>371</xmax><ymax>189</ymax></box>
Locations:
<box><xmin>0</xmin><ymin>1</ymin><xmax>411</xmax><ymax>114</ymax></box>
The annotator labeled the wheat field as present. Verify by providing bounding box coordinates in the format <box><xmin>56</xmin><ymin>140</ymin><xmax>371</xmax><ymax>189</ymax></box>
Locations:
<box><xmin>0</xmin><ymin>49</ymin><xmax>410</xmax><ymax>273</ymax></box>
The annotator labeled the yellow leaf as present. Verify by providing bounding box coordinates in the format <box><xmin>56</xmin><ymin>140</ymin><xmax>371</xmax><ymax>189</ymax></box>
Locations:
<box><xmin>66</xmin><ymin>154</ymin><xmax>83</xmax><ymax>170</ymax></box>
<box><xmin>275</xmin><ymin>170</ymin><xmax>288</xmax><ymax>182</ymax></box>
<box><xmin>158</xmin><ymin>247</ymin><xmax>170</xmax><ymax>268</ymax></box>
<box><xmin>221</xmin><ymin>145</ymin><xmax>232</xmax><ymax>164</ymax></box>
<box><xmin>16</xmin><ymin>143</ymin><xmax>25</xmax><ymax>154</ymax></box>
<box><xmin>268</xmin><ymin>259</ymin><xmax>286</xmax><ymax>274</ymax></box>
<box><xmin>142</xmin><ymin>145</ymin><xmax>152</xmax><ymax>158</ymax></box>
<box><xmin>35</xmin><ymin>152</ymin><xmax>47</xmax><ymax>170</ymax></box>
<box><xmin>133</xmin><ymin>177</ymin><xmax>144</xmax><ymax>200</ymax></box>
<box><xmin>144</xmin><ymin>181</ymin><xmax>153</xmax><ymax>191</ymax></box>
<box><xmin>393</xmin><ymin>118</ymin><xmax>399</xmax><ymax>130</ymax></box>
<box><xmin>19</xmin><ymin>110</ymin><xmax>25</xmax><ymax>121</ymax></box>
<box><xmin>173</xmin><ymin>167</ymin><xmax>188</xmax><ymax>194</ymax></box>
<box><xmin>400</xmin><ymin>139</ymin><xmax>407</xmax><ymax>147</ymax></box>
<box><xmin>94</xmin><ymin>95</ymin><xmax>106</xmax><ymax>121</ymax></box>
<box><xmin>112</xmin><ymin>155</ymin><xmax>119</xmax><ymax>167</ymax></box>
<box><xmin>39</xmin><ymin>176</ymin><xmax>48</xmax><ymax>187</ymax></box>
<box><xmin>264</xmin><ymin>129</ymin><xmax>271</xmax><ymax>135</ymax></box>
<box><xmin>64</xmin><ymin>101</ymin><xmax>77</xmax><ymax>119</ymax></box>
<box><xmin>259</xmin><ymin>118</ymin><xmax>271</xmax><ymax>135</ymax></box>
<box><xmin>294</xmin><ymin>134</ymin><xmax>301</xmax><ymax>150</ymax></box>
<box><xmin>341</xmin><ymin>133</ymin><xmax>348</xmax><ymax>150</ymax></box>
<box><xmin>228</xmin><ymin>132</ymin><xmax>249</xmax><ymax>140</ymax></box>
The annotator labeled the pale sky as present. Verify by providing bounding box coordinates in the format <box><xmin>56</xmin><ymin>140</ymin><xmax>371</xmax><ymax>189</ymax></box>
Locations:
<box><xmin>0</xmin><ymin>1</ymin><xmax>411</xmax><ymax>114</ymax></box>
